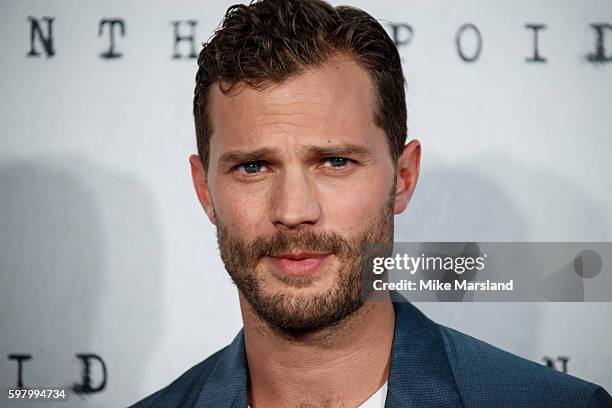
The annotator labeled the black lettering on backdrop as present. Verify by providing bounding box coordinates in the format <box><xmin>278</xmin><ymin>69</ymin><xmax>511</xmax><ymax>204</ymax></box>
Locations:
<box><xmin>99</xmin><ymin>18</ymin><xmax>126</xmax><ymax>59</ymax></box>
<box><xmin>525</xmin><ymin>23</ymin><xmax>547</xmax><ymax>63</ymax></box>
<box><xmin>19</xmin><ymin>16</ymin><xmax>612</xmax><ymax>66</ymax></box>
<box><xmin>543</xmin><ymin>356</ymin><xmax>570</xmax><ymax>373</ymax></box>
<box><xmin>456</xmin><ymin>23</ymin><xmax>482</xmax><ymax>62</ymax></box>
<box><xmin>72</xmin><ymin>353</ymin><xmax>107</xmax><ymax>395</ymax></box>
<box><xmin>586</xmin><ymin>23</ymin><xmax>612</xmax><ymax>63</ymax></box>
<box><xmin>171</xmin><ymin>20</ymin><xmax>198</xmax><ymax>59</ymax></box>
<box><xmin>8</xmin><ymin>354</ymin><xmax>32</xmax><ymax>388</ymax></box>
<box><xmin>388</xmin><ymin>23</ymin><xmax>413</xmax><ymax>51</ymax></box>
<box><xmin>27</xmin><ymin>16</ymin><xmax>55</xmax><ymax>58</ymax></box>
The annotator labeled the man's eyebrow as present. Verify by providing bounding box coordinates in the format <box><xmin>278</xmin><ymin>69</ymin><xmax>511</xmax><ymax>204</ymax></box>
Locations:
<box><xmin>217</xmin><ymin>147</ymin><xmax>279</xmax><ymax>167</ymax></box>
<box><xmin>303</xmin><ymin>144</ymin><xmax>373</xmax><ymax>158</ymax></box>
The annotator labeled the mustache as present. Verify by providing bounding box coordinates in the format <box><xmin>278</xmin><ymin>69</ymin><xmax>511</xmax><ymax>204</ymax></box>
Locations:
<box><xmin>245</xmin><ymin>229</ymin><xmax>351</xmax><ymax>260</ymax></box>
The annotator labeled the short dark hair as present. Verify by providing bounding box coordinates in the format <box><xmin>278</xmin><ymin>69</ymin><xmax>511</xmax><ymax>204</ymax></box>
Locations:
<box><xmin>194</xmin><ymin>0</ymin><xmax>406</xmax><ymax>169</ymax></box>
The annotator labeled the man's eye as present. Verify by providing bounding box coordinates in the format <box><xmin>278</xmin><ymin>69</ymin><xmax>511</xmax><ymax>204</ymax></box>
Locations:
<box><xmin>237</xmin><ymin>161</ymin><xmax>265</xmax><ymax>174</ymax></box>
<box><xmin>322</xmin><ymin>157</ymin><xmax>350</xmax><ymax>168</ymax></box>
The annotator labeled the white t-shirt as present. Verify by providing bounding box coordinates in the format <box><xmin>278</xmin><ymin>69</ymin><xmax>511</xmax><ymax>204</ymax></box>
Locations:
<box><xmin>247</xmin><ymin>381</ymin><xmax>388</xmax><ymax>408</ymax></box>
<box><xmin>358</xmin><ymin>381</ymin><xmax>388</xmax><ymax>408</ymax></box>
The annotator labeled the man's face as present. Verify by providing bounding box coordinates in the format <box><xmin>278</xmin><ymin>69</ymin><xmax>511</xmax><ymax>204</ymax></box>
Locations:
<box><xmin>193</xmin><ymin>57</ymin><xmax>410</xmax><ymax>334</ymax></box>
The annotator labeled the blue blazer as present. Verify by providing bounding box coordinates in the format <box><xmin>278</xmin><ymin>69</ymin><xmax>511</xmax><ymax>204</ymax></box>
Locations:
<box><xmin>132</xmin><ymin>298</ymin><xmax>611</xmax><ymax>407</ymax></box>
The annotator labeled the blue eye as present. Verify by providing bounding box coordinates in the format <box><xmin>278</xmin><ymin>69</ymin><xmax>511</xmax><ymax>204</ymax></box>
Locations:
<box><xmin>241</xmin><ymin>162</ymin><xmax>263</xmax><ymax>174</ymax></box>
<box><xmin>324</xmin><ymin>157</ymin><xmax>350</xmax><ymax>168</ymax></box>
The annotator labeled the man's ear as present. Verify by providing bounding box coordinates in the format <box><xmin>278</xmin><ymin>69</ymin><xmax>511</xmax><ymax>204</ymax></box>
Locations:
<box><xmin>189</xmin><ymin>154</ymin><xmax>217</xmax><ymax>225</ymax></box>
<box><xmin>394</xmin><ymin>139</ymin><xmax>421</xmax><ymax>214</ymax></box>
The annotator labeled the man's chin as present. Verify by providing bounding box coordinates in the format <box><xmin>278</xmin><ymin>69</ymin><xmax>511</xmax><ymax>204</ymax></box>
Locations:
<box><xmin>242</xmin><ymin>283</ymin><xmax>366</xmax><ymax>335</ymax></box>
<box><xmin>256</xmin><ymin>285</ymin><xmax>333</xmax><ymax>305</ymax></box>
<box><xmin>263</xmin><ymin>271</ymin><xmax>335</xmax><ymax>295</ymax></box>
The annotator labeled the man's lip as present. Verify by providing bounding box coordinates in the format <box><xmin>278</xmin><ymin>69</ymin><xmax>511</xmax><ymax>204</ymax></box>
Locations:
<box><xmin>266</xmin><ymin>252</ymin><xmax>333</xmax><ymax>277</ymax></box>
<box><xmin>269</xmin><ymin>252</ymin><xmax>332</xmax><ymax>260</ymax></box>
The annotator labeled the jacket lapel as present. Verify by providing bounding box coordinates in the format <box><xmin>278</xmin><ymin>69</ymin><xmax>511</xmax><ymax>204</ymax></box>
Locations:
<box><xmin>385</xmin><ymin>298</ymin><xmax>464</xmax><ymax>408</ymax></box>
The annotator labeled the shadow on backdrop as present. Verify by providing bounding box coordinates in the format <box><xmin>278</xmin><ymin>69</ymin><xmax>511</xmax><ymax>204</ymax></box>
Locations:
<box><xmin>0</xmin><ymin>156</ymin><xmax>164</xmax><ymax>408</ymax></box>
<box><xmin>393</xmin><ymin>156</ymin><xmax>611</xmax><ymax>373</ymax></box>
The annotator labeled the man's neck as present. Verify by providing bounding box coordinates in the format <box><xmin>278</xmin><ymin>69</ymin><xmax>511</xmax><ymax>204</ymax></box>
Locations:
<box><xmin>240</xmin><ymin>291</ymin><xmax>395</xmax><ymax>407</ymax></box>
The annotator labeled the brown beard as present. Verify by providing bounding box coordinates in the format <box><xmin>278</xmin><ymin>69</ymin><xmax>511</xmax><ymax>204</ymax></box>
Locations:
<box><xmin>215</xmin><ymin>188</ymin><xmax>394</xmax><ymax>335</ymax></box>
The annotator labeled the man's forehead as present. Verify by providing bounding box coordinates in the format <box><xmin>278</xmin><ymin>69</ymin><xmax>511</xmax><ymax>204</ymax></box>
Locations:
<box><xmin>207</xmin><ymin>57</ymin><xmax>381</xmax><ymax>152</ymax></box>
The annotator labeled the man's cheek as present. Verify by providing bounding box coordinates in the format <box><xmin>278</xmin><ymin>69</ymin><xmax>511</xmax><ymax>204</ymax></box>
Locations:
<box><xmin>218</xmin><ymin>197</ymin><xmax>268</xmax><ymax>235</ymax></box>
<box><xmin>322</xmin><ymin>195</ymin><xmax>378</xmax><ymax>234</ymax></box>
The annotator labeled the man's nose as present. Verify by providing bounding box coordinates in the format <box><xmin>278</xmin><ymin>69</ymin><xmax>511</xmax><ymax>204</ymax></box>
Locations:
<box><xmin>269</xmin><ymin>167</ymin><xmax>322</xmax><ymax>229</ymax></box>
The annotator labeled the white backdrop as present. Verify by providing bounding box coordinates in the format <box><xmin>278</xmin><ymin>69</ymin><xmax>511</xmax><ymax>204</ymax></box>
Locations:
<box><xmin>1</xmin><ymin>1</ymin><xmax>611</xmax><ymax>406</ymax></box>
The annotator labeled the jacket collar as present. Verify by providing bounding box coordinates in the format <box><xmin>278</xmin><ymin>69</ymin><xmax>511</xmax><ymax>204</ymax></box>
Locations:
<box><xmin>196</xmin><ymin>293</ymin><xmax>463</xmax><ymax>407</ymax></box>
<box><xmin>195</xmin><ymin>332</ymin><xmax>249</xmax><ymax>408</ymax></box>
